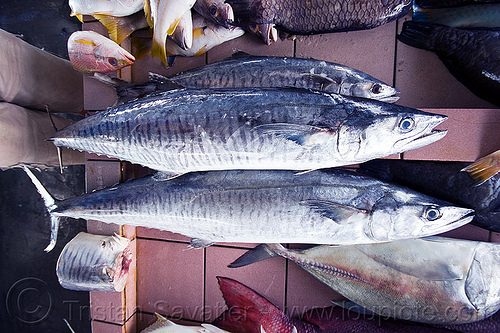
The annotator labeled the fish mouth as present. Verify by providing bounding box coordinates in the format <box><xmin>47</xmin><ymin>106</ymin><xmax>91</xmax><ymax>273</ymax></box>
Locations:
<box><xmin>421</xmin><ymin>208</ymin><xmax>475</xmax><ymax>236</ymax></box>
<box><xmin>379</xmin><ymin>94</ymin><xmax>400</xmax><ymax>103</ymax></box>
<box><xmin>395</xmin><ymin>114</ymin><xmax>448</xmax><ymax>151</ymax></box>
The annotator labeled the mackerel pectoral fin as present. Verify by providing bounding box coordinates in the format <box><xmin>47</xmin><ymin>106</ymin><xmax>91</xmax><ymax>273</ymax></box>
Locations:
<box><xmin>303</xmin><ymin>200</ymin><xmax>369</xmax><ymax>223</ymax></box>
<box><xmin>190</xmin><ymin>238</ymin><xmax>215</xmax><ymax>248</ymax></box>
<box><xmin>301</xmin><ymin>73</ymin><xmax>339</xmax><ymax>92</ymax></box>
<box><xmin>228</xmin><ymin>244</ymin><xmax>279</xmax><ymax>268</ymax></box>
<box><xmin>253</xmin><ymin>123</ymin><xmax>332</xmax><ymax>146</ymax></box>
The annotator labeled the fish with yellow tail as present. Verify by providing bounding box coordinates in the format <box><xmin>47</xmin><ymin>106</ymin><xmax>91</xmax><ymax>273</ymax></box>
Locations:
<box><xmin>68</xmin><ymin>0</ymin><xmax>144</xmax><ymax>21</ymax></box>
<box><xmin>144</xmin><ymin>0</ymin><xmax>196</xmax><ymax>65</ymax></box>
<box><xmin>68</xmin><ymin>31</ymin><xmax>135</xmax><ymax>73</ymax></box>
<box><xmin>230</xmin><ymin>238</ymin><xmax>500</xmax><ymax>325</ymax></box>
<box><xmin>164</xmin><ymin>13</ymin><xmax>245</xmax><ymax>66</ymax></box>
<box><xmin>462</xmin><ymin>149</ymin><xmax>500</xmax><ymax>185</ymax></box>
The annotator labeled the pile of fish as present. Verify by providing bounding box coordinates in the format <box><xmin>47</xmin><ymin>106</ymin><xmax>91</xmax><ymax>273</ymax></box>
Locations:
<box><xmin>66</xmin><ymin>0</ymin><xmax>414</xmax><ymax>71</ymax></box>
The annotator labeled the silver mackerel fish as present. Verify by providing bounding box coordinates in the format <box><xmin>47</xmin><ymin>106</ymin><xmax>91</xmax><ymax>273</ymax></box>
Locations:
<box><xmin>24</xmin><ymin>168</ymin><xmax>473</xmax><ymax>251</ymax></box>
<box><xmin>51</xmin><ymin>88</ymin><xmax>446</xmax><ymax>175</ymax></box>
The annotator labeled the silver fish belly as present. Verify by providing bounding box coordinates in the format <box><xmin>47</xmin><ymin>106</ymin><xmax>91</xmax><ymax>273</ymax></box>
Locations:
<box><xmin>230</xmin><ymin>238</ymin><xmax>500</xmax><ymax>324</ymax></box>
<box><xmin>51</xmin><ymin>88</ymin><xmax>446</xmax><ymax>174</ymax></box>
<box><xmin>56</xmin><ymin>232</ymin><xmax>132</xmax><ymax>292</ymax></box>
<box><xmin>46</xmin><ymin>169</ymin><xmax>472</xmax><ymax>246</ymax></box>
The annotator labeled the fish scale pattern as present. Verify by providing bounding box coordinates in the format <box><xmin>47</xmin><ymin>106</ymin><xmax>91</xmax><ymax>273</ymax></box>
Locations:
<box><xmin>252</xmin><ymin>0</ymin><xmax>411</xmax><ymax>34</ymax></box>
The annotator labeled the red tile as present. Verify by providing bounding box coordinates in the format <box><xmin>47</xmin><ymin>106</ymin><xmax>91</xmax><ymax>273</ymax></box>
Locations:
<box><xmin>85</xmin><ymin>160</ymin><xmax>121</xmax><ymax>191</ymax></box>
<box><xmin>204</xmin><ymin>246</ymin><xmax>287</xmax><ymax>322</ymax></box>
<box><xmin>206</xmin><ymin>32</ymin><xmax>294</xmax><ymax>63</ymax></box>
<box><xmin>295</xmin><ymin>22</ymin><xmax>397</xmax><ymax>86</ymax></box>
<box><xmin>403</xmin><ymin>108</ymin><xmax>500</xmax><ymax>162</ymax></box>
<box><xmin>90</xmin><ymin>291</ymin><xmax>125</xmax><ymax>324</ymax></box>
<box><xmin>83</xmin><ymin>73</ymin><xmax>118</xmax><ymax>111</ymax></box>
<box><xmin>136</xmin><ymin>239</ymin><xmax>204</xmax><ymax>321</ymax></box>
<box><xmin>491</xmin><ymin>232</ymin><xmax>500</xmax><ymax>243</ymax></box>
<box><xmin>395</xmin><ymin>16</ymin><xmax>496</xmax><ymax>109</ymax></box>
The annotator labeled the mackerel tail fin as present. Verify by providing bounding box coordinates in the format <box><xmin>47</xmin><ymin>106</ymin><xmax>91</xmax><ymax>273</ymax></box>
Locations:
<box><xmin>228</xmin><ymin>244</ymin><xmax>281</xmax><ymax>268</ymax></box>
<box><xmin>398</xmin><ymin>21</ymin><xmax>436</xmax><ymax>52</ymax></box>
<box><xmin>23</xmin><ymin>166</ymin><xmax>60</xmax><ymax>252</ymax></box>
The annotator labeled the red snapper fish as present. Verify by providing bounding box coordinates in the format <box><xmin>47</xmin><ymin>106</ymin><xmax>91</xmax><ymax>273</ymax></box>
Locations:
<box><xmin>68</xmin><ymin>31</ymin><xmax>135</xmax><ymax>73</ymax></box>
<box><xmin>213</xmin><ymin>277</ymin><xmax>457</xmax><ymax>332</ymax></box>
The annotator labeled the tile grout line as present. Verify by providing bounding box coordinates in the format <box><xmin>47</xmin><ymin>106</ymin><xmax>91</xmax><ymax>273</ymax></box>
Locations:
<box><xmin>393</xmin><ymin>18</ymin><xmax>400</xmax><ymax>91</ymax></box>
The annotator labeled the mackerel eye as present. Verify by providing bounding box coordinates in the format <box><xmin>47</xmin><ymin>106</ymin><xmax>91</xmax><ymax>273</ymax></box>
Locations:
<box><xmin>209</xmin><ymin>4</ymin><xmax>218</xmax><ymax>16</ymax></box>
<box><xmin>371</xmin><ymin>83</ymin><xmax>382</xmax><ymax>94</ymax></box>
<box><xmin>399</xmin><ymin>117</ymin><xmax>415</xmax><ymax>132</ymax></box>
<box><xmin>101</xmin><ymin>240</ymin><xmax>106</xmax><ymax>248</ymax></box>
<box><xmin>108</xmin><ymin>57</ymin><xmax>118</xmax><ymax>67</ymax></box>
<box><xmin>424</xmin><ymin>206</ymin><xmax>442</xmax><ymax>221</ymax></box>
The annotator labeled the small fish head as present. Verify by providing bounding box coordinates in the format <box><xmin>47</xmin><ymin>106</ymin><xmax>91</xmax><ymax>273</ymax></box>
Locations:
<box><xmin>338</xmin><ymin>81</ymin><xmax>399</xmax><ymax>102</ymax></box>
<box><xmin>97</xmin><ymin>235</ymin><xmax>132</xmax><ymax>291</ymax></box>
<box><xmin>367</xmin><ymin>194</ymin><xmax>474</xmax><ymax>241</ymax></box>
<box><xmin>464</xmin><ymin>243</ymin><xmax>500</xmax><ymax>319</ymax></box>
<box><xmin>211</xmin><ymin>3</ymin><xmax>234</xmax><ymax>27</ymax></box>
<box><xmin>93</xmin><ymin>42</ymin><xmax>135</xmax><ymax>73</ymax></box>
<box><xmin>348</xmin><ymin>104</ymin><xmax>447</xmax><ymax>160</ymax></box>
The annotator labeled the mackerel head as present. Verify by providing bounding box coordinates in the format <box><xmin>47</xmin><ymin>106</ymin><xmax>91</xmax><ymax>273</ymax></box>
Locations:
<box><xmin>50</xmin><ymin>88</ymin><xmax>446</xmax><ymax>174</ymax></box>
<box><xmin>230</xmin><ymin>238</ymin><xmax>500</xmax><ymax>325</ymax></box>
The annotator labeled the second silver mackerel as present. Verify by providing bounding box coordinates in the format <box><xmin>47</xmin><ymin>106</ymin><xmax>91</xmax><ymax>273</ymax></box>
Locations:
<box><xmin>52</xmin><ymin>88</ymin><xmax>446</xmax><ymax>174</ymax></box>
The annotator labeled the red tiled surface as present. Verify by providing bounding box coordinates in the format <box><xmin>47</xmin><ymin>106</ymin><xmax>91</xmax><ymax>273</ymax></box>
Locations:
<box><xmin>83</xmin><ymin>10</ymin><xmax>500</xmax><ymax>332</ymax></box>
<box><xmin>136</xmin><ymin>239</ymin><xmax>205</xmax><ymax>321</ymax></box>
<box><xmin>204</xmin><ymin>246</ymin><xmax>287</xmax><ymax>322</ymax></box>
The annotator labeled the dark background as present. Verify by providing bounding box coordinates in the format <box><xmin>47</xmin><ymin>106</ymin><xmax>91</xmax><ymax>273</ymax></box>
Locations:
<box><xmin>0</xmin><ymin>1</ymin><xmax>91</xmax><ymax>332</ymax></box>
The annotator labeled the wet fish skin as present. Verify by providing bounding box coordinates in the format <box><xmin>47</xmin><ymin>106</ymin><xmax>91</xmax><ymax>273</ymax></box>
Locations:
<box><xmin>167</xmin><ymin>55</ymin><xmax>399</xmax><ymax>102</ymax></box>
<box><xmin>230</xmin><ymin>238</ymin><xmax>500</xmax><ymax>324</ymax></box>
<box><xmin>38</xmin><ymin>169</ymin><xmax>473</xmax><ymax>247</ymax></box>
<box><xmin>69</xmin><ymin>0</ymin><xmax>144</xmax><ymax>18</ymax></box>
<box><xmin>50</xmin><ymin>88</ymin><xmax>445</xmax><ymax>174</ymax></box>
<box><xmin>170</xmin><ymin>9</ymin><xmax>193</xmax><ymax>50</ymax></box>
<box><xmin>226</xmin><ymin>0</ymin><xmax>412</xmax><ymax>35</ymax></box>
<box><xmin>56</xmin><ymin>232</ymin><xmax>132</xmax><ymax>292</ymax></box>
<box><xmin>193</xmin><ymin>0</ymin><xmax>234</xmax><ymax>27</ymax></box>
<box><xmin>360</xmin><ymin>159</ymin><xmax>500</xmax><ymax>232</ymax></box>
<box><xmin>94</xmin><ymin>10</ymin><xmax>150</xmax><ymax>45</ymax></box>
<box><xmin>398</xmin><ymin>21</ymin><xmax>500</xmax><ymax>107</ymax></box>
<box><xmin>412</xmin><ymin>3</ymin><xmax>500</xmax><ymax>28</ymax></box>
<box><xmin>68</xmin><ymin>31</ymin><xmax>135</xmax><ymax>73</ymax></box>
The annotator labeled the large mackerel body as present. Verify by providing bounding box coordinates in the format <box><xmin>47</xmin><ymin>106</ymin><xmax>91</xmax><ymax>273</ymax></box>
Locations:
<box><xmin>48</xmin><ymin>169</ymin><xmax>473</xmax><ymax>246</ymax></box>
<box><xmin>52</xmin><ymin>88</ymin><xmax>446</xmax><ymax>174</ymax></box>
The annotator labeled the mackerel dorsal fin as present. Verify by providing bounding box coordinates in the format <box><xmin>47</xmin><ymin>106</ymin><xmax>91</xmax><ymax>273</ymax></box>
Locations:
<box><xmin>303</xmin><ymin>199</ymin><xmax>368</xmax><ymax>223</ymax></box>
<box><xmin>153</xmin><ymin>171</ymin><xmax>183</xmax><ymax>181</ymax></box>
<box><xmin>229</xmin><ymin>50</ymin><xmax>251</xmax><ymax>59</ymax></box>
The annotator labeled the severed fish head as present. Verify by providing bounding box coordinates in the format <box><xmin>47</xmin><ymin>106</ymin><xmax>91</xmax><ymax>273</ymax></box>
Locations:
<box><xmin>56</xmin><ymin>232</ymin><xmax>132</xmax><ymax>292</ymax></box>
<box><xmin>68</xmin><ymin>31</ymin><xmax>135</xmax><ymax>73</ymax></box>
<box><xmin>366</xmin><ymin>191</ymin><xmax>474</xmax><ymax>241</ymax></box>
<box><xmin>335</xmin><ymin>99</ymin><xmax>448</xmax><ymax>162</ymax></box>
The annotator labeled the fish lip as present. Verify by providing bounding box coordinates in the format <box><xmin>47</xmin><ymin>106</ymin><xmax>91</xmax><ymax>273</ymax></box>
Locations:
<box><xmin>379</xmin><ymin>94</ymin><xmax>400</xmax><ymax>103</ymax></box>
